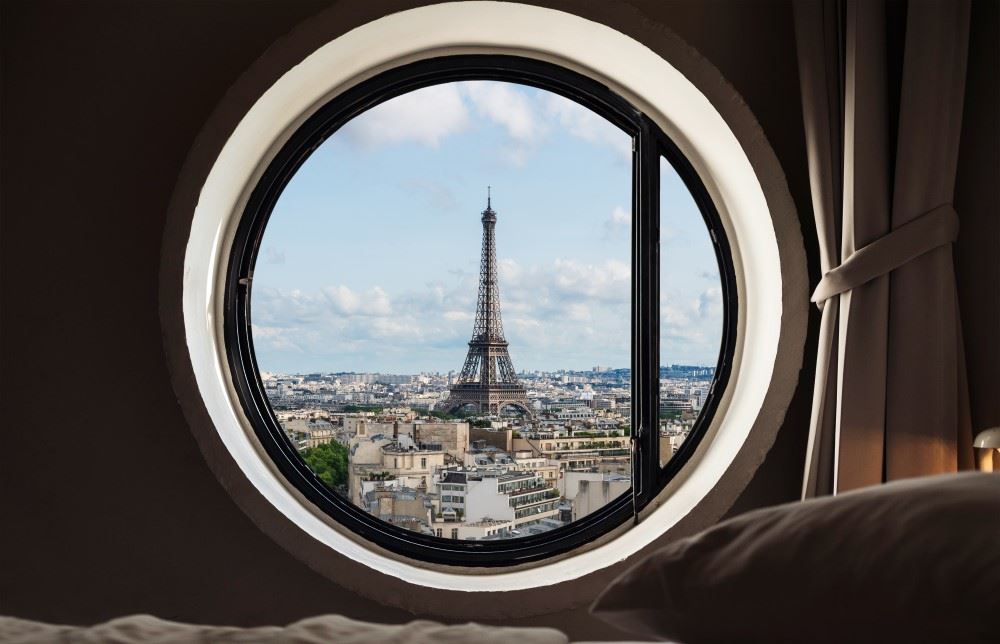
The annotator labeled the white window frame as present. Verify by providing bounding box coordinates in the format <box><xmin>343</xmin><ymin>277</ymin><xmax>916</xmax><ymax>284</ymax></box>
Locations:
<box><xmin>177</xmin><ymin>1</ymin><xmax>796</xmax><ymax>593</ymax></box>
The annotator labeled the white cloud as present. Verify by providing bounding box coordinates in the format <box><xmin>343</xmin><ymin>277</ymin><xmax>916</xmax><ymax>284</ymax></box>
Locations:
<box><xmin>322</xmin><ymin>285</ymin><xmax>392</xmax><ymax>317</ymax></box>
<box><xmin>251</xmin><ymin>254</ymin><xmax>638</xmax><ymax>372</ymax></box>
<box><xmin>695</xmin><ymin>287</ymin><xmax>722</xmax><ymax>319</ymax></box>
<box><xmin>543</xmin><ymin>93</ymin><xmax>632</xmax><ymax>160</ymax></box>
<box><xmin>252</xmin><ymin>288</ymin><xmax>327</xmax><ymax>326</ymax></box>
<box><xmin>661</xmin><ymin>304</ymin><xmax>703</xmax><ymax>343</ymax></box>
<box><xmin>336</xmin><ymin>81</ymin><xmax>633</xmax><ymax>167</ymax></box>
<box><xmin>508</xmin><ymin>317</ymin><xmax>543</xmax><ymax>332</ymax></box>
<box><xmin>251</xmin><ymin>325</ymin><xmax>305</xmax><ymax>352</ymax></box>
<box><xmin>549</xmin><ymin>258</ymin><xmax>630</xmax><ymax>302</ymax></box>
<box><xmin>262</xmin><ymin>246</ymin><xmax>285</xmax><ymax>265</ymax></box>
<box><xmin>252</xmin><ymin>242</ymin><xmax>736</xmax><ymax>372</ymax></box>
<box><xmin>251</xmin><ymin>248</ymin><xmax>725</xmax><ymax>371</ymax></box>
<box><xmin>367</xmin><ymin>317</ymin><xmax>422</xmax><ymax>340</ymax></box>
<box><xmin>461</xmin><ymin>81</ymin><xmax>544</xmax><ymax>166</ymax></box>
<box><xmin>604</xmin><ymin>205</ymin><xmax>631</xmax><ymax>239</ymax></box>
<box><xmin>658</xmin><ymin>283</ymin><xmax>725</xmax><ymax>365</ymax></box>
<box><xmin>610</xmin><ymin>206</ymin><xmax>630</xmax><ymax>226</ymax></box>
<box><xmin>498</xmin><ymin>257</ymin><xmax>523</xmax><ymax>282</ymax></box>
<box><xmin>341</xmin><ymin>84</ymin><xmax>469</xmax><ymax>149</ymax></box>
<box><xmin>462</xmin><ymin>81</ymin><xmax>542</xmax><ymax>142</ymax></box>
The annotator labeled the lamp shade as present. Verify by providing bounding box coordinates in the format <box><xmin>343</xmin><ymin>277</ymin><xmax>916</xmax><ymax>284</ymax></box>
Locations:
<box><xmin>973</xmin><ymin>427</ymin><xmax>1000</xmax><ymax>449</ymax></box>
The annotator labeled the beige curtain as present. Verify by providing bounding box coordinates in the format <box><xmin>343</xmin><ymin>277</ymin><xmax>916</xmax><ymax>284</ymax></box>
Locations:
<box><xmin>795</xmin><ymin>0</ymin><xmax>975</xmax><ymax>497</ymax></box>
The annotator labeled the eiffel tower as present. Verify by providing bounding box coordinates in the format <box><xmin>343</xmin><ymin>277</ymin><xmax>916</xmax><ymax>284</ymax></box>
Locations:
<box><xmin>441</xmin><ymin>189</ymin><xmax>533</xmax><ymax>416</ymax></box>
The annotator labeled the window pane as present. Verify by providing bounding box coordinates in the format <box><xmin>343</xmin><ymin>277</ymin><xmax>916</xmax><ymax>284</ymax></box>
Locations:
<box><xmin>659</xmin><ymin>157</ymin><xmax>724</xmax><ymax>468</ymax></box>
<box><xmin>252</xmin><ymin>81</ymin><xmax>632</xmax><ymax>540</ymax></box>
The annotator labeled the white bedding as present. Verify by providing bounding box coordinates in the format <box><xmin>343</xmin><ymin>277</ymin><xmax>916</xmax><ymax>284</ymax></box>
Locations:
<box><xmin>0</xmin><ymin>614</ymin><xmax>575</xmax><ymax>644</ymax></box>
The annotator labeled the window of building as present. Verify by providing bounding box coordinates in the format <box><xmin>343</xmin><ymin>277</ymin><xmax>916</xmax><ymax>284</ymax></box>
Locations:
<box><xmin>225</xmin><ymin>55</ymin><xmax>734</xmax><ymax>566</ymax></box>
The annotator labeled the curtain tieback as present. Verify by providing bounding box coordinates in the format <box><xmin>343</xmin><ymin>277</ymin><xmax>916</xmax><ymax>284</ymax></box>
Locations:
<box><xmin>811</xmin><ymin>203</ymin><xmax>959</xmax><ymax>305</ymax></box>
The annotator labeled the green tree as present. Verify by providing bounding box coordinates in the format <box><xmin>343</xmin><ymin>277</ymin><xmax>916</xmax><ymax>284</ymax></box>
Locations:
<box><xmin>342</xmin><ymin>404</ymin><xmax>383</xmax><ymax>414</ymax></box>
<box><xmin>301</xmin><ymin>441</ymin><xmax>349</xmax><ymax>490</ymax></box>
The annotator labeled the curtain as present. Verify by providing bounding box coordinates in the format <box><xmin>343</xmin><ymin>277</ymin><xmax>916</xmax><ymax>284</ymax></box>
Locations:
<box><xmin>795</xmin><ymin>0</ymin><xmax>975</xmax><ymax>497</ymax></box>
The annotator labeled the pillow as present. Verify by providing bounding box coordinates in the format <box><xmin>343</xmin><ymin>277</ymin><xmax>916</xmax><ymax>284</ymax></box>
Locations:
<box><xmin>590</xmin><ymin>472</ymin><xmax>1000</xmax><ymax>644</ymax></box>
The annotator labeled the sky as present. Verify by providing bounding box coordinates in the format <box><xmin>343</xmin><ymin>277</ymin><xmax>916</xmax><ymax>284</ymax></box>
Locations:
<box><xmin>251</xmin><ymin>81</ymin><xmax>722</xmax><ymax>375</ymax></box>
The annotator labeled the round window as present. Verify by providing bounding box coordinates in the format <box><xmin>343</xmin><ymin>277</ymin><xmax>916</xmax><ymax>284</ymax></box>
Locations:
<box><xmin>224</xmin><ymin>55</ymin><xmax>735</xmax><ymax>566</ymax></box>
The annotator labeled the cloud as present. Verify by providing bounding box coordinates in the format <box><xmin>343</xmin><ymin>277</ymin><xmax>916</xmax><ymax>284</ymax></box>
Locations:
<box><xmin>657</xmin><ymin>282</ymin><xmax>726</xmax><ymax>365</ymax></box>
<box><xmin>251</xmin><ymin>286</ymin><xmax>468</xmax><ymax>371</ymax></box>
<box><xmin>497</xmin><ymin>257</ymin><xmax>630</xmax><ymax>328</ymax></box>
<box><xmin>250</xmin><ymin>254</ymin><xmax>638</xmax><ymax>372</ymax></box>
<box><xmin>251</xmin><ymin>325</ymin><xmax>305</xmax><ymax>352</ymax></box>
<box><xmin>322</xmin><ymin>285</ymin><xmax>392</xmax><ymax>317</ymax></box>
<box><xmin>340</xmin><ymin>84</ymin><xmax>469</xmax><ymax>149</ymax></box>
<box><xmin>604</xmin><ymin>205</ymin><xmax>630</xmax><ymax>239</ymax></box>
<box><xmin>461</xmin><ymin>81</ymin><xmax>544</xmax><ymax>165</ymax></box>
<box><xmin>252</xmin><ymin>288</ymin><xmax>328</xmax><ymax>326</ymax></box>
<box><xmin>543</xmin><ymin>93</ymin><xmax>632</xmax><ymax>160</ymax></box>
<box><xmin>462</xmin><ymin>81</ymin><xmax>541</xmax><ymax>142</ymax></box>
<box><xmin>262</xmin><ymin>246</ymin><xmax>285</xmax><ymax>265</ymax></box>
<box><xmin>485</xmin><ymin>256</ymin><xmax>633</xmax><ymax>357</ymax></box>
<box><xmin>367</xmin><ymin>317</ymin><xmax>423</xmax><ymax>340</ymax></box>
<box><xmin>335</xmin><ymin>80</ymin><xmax>635</xmax><ymax>169</ymax></box>
<box><xmin>492</xmin><ymin>258</ymin><xmax>631</xmax><ymax>359</ymax></box>
<box><xmin>695</xmin><ymin>286</ymin><xmax>722</xmax><ymax>319</ymax></box>
<box><xmin>549</xmin><ymin>258</ymin><xmax>631</xmax><ymax>302</ymax></box>
<box><xmin>661</xmin><ymin>304</ymin><xmax>703</xmax><ymax>343</ymax></box>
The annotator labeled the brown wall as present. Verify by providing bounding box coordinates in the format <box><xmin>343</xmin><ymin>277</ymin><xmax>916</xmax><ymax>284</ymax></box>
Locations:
<box><xmin>1</xmin><ymin>0</ymin><xmax>994</xmax><ymax>639</ymax></box>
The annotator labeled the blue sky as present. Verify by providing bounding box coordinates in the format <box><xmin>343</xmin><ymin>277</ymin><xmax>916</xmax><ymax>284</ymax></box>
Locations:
<box><xmin>251</xmin><ymin>81</ymin><xmax>722</xmax><ymax>374</ymax></box>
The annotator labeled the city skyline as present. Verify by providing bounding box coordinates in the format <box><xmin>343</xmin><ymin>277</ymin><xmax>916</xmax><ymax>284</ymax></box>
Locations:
<box><xmin>251</xmin><ymin>80</ymin><xmax>722</xmax><ymax>374</ymax></box>
<box><xmin>262</xmin><ymin>365</ymin><xmax>712</xmax><ymax>378</ymax></box>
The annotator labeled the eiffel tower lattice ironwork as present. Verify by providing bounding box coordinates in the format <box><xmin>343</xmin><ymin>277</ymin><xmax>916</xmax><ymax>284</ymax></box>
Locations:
<box><xmin>441</xmin><ymin>189</ymin><xmax>533</xmax><ymax>416</ymax></box>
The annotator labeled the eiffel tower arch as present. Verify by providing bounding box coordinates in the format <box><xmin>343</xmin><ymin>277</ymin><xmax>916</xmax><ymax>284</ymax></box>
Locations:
<box><xmin>441</xmin><ymin>191</ymin><xmax>533</xmax><ymax>417</ymax></box>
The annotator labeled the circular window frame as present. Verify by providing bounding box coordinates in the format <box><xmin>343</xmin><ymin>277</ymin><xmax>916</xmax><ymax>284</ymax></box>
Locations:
<box><xmin>226</xmin><ymin>54</ymin><xmax>739</xmax><ymax>567</ymax></box>
<box><xmin>160</xmin><ymin>1</ymin><xmax>807</xmax><ymax>611</ymax></box>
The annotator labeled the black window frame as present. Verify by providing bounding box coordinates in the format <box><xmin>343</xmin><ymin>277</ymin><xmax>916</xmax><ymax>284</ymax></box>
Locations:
<box><xmin>224</xmin><ymin>55</ymin><xmax>737</xmax><ymax>567</ymax></box>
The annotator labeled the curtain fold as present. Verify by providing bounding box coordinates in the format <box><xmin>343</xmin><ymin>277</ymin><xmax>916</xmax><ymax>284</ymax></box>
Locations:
<box><xmin>795</xmin><ymin>0</ymin><xmax>843</xmax><ymax>498</ymax></box>
<box><xmin>795</xmin><ymin>0</ymin><xmax>974</xmax><ymax>498</ymax></box>
<box><xmin>884</xmin><ymin>0</ymin><xmax>975</xmax><ymax>478</ymax></box>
